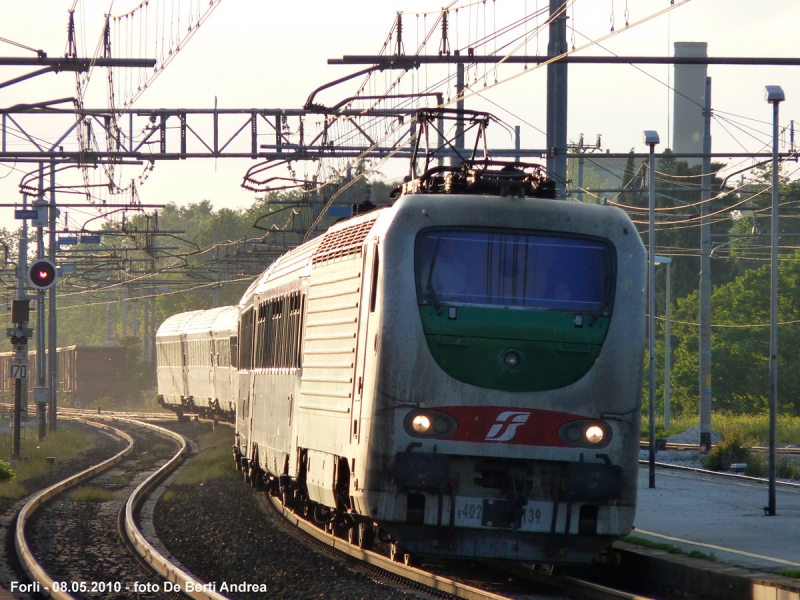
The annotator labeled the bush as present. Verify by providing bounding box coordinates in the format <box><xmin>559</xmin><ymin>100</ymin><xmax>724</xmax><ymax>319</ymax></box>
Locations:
<box><xmin>701</xmin><ymin>428</ymin><xmax>752</xmax><ymax>471</ymax></box>
<box><xmin>777</xmin><ymin>457</ymin><xmax>800</xmax><ymax>480</ymax></box>
<box><xmin>0</xmin><ymin>462</ymin><xmax>15</xmax><ymax>483</ymax></box>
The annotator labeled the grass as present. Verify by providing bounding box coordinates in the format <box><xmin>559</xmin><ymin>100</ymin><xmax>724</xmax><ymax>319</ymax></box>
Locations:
<box><xmin>171</xmin><ymin>426</ymin><xmax>237</xmax><ymax>487</ymax></box>
<box><xmin>780</xmin><ymin>569</ymin><xmax>800</xmax><ymax>580</ymax></box>
<box><xmin>623</xmin><ymin>536</ymin><xmax>716</xmax><ymax>562</ymax></box>
<box><xmin>641</xmin><ymin>413</ymin><xmax>800</xmax><ymax>447</ymax></box>
<box><xmin>70</xmin><ymin>486</ymin><xmax>115</xmax><ymax>502</ymax></box>
<box><xmin>0</xmin><ymin>425</ymin><xmax>97</xmax><ymax>502</ymax></box>
<box><xmin>139</xmin><ymin>440</ymin><xmax>177</xmax><ymax>465</ymax></box>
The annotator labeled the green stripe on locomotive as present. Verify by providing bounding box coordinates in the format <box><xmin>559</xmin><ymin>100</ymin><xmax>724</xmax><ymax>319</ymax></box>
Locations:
<box><xmin>419</xmin><ymin>305</ymin><xmax>610</xmax><ymax>392</ymax></box>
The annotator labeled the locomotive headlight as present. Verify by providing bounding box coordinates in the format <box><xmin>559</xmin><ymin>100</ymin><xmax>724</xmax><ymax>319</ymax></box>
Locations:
<box><xmin>585</xmin><ymin>425</ymin><xmax>605</xmax><ymax>444</ymax></box>
<box><xmin>411</xmin><ymin>414</ymin><xmax>432</xmax><ymax>433</ymax></box>
<box><xmin>557</xmin><ymin>420</ymin><xmax>612</xmax><ymax>448</ymax></box>
<box><xmin>404</xmin><ymin>410</ymin><xmax>458</xmax><ymax>438</ymax></box>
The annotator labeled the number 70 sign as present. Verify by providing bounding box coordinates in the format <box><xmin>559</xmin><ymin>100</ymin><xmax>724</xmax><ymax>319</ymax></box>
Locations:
<box><xmin>7</xmin><ymin>358</ymin><xmax>28</xmax><ymax>380</ymax></box>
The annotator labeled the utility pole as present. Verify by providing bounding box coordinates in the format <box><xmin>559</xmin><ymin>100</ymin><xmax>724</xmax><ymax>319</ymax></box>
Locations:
<box><xmin>213</xmin><ymin>228</ymin><xmax>220</xmax><ymax>308</ymax></box>
<box><xmin>121</xmin><ymin>287</ymin><xmax>128</xmax><ymax>337</ymax></box>
<box><xmin>455</xmin><ymin>49</ymin><xmax>465</xmax><ymax>160</ymax></box>
<box><xmin>48</xmin><ymin>161</ymin><xmax>57</xmax><ymax>432</ymax></box>
<box><xmin>699</xmin><ymin>77</ymin><xmax>712</xmax><ymax>452</ymax></box>
<box><xmin>10</xmin><ymin>195</ymin><xmax>31</xmax><ymax>457</ymax></box>
<box><xmin>35</xmin><ymin>169</ymin><xmax>48</xmax><ymax>439</ymax></box>
<box><xmin>547</xmin><ymin>0</ymin><xmax>568</xmax><ymax>199</ymax></box>
<box><xmin>107</xmin><ymin>287</ymin><xmax>113</xmax><ymax>343</ymax></box>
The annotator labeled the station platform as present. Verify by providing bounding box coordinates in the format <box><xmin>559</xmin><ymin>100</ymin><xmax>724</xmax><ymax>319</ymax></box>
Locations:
<box><xmin>633</xmin><ymin>463</ymin><xmax>800</xmax><ymax>572</ymax></box>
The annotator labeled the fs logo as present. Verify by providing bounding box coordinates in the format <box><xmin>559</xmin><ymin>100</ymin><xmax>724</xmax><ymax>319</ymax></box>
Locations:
<box><xmin>484</xmin><ymin>411</ymin><xmax>531</xmax><ymax>442</ymax></box>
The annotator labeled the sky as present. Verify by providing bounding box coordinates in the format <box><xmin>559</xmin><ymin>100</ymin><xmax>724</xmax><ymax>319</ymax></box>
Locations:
<box><xmin>2</xmin><ymin>0</ymin><xmax>800</xmax><ymax>232</ymax></box>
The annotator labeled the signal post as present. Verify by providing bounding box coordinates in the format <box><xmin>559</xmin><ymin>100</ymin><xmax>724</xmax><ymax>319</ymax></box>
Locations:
<box><xmin>7</xmin><ymin>302</ymin><xmax>32</xmax><ymax>457</ymax></box>
<box><xmin>28</xmin><ymin>258</ymin><xmax>57</xmax><ymax>439</ymax></box>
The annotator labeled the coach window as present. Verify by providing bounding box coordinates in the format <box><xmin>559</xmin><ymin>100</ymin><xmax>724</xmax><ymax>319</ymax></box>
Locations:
<box><xmin>370</xmin><ymin>251</ymin><xmax>380</xmax><ymax>313</ymax></box>
<box><xmin>230</xmin><ymin>336</ymin><xmax>239</xmax><ymax>369</ymax></box>
<box><xmin>239</xmin><ymin>308</ymin><xmax>254</xmax><ymax>370</ymax></box>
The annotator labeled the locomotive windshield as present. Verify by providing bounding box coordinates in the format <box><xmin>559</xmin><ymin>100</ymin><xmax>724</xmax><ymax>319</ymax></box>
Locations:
<box><xmin>415</xmin><ymin>229</ymin><xmax>613</xmax><ymax>313</ymax></box>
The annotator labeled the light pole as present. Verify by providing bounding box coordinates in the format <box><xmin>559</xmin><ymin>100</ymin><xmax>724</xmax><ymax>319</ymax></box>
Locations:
<box><xmin>764</xmin><ymin>85</ymin><xmax>784</xmax><ymax>517</ymax></box>
<box><xmin>655</xmin><ymin>255</ymin><xmax>672</xmax><ymax>431</ymax></box>
<box><xmin>644</xmin><ymin>130</ymin><xmax>660</xmax><ymax>489</ymax></box>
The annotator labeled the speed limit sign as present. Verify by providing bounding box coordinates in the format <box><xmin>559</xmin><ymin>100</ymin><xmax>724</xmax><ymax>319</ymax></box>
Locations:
<box><xmin>7</xmin><ymin>358</ymin><xmax>28</xmax><ymax>380</ymax></box>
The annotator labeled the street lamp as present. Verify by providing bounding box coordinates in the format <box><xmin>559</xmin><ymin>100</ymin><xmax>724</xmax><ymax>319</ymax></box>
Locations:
<box><xmin>655</xmin><ymin>255</ymin><xmax>672</xmax><ymax>431</ymax></box>
<box><xmin>764</xmin><ymin>85</ymin><xmax>784</xmax><ymax>516</ymax></box>
<box><xmin>644</xmin><ymin>129</ymin><xmax>660</xmax><ymax>489</ymax></box>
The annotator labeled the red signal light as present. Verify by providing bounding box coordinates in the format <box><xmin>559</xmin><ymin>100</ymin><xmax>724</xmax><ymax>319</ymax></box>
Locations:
<box><xmin>27</xmin><ymin>260</ymin><xmax>57</xmax><ymax>290</ymax></box>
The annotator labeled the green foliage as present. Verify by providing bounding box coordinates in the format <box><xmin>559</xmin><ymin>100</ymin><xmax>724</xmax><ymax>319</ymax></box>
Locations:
<box><xmin>0</xmin><ymin>462</ymin><xmax>15</xmax><ymax>483</ymax></box>
<box><xmin>652</xmin><ymin>250</ymin><xmax>800</xmax><ymax>419</ymax></box>
<box><xmin>623</xmin><ymin>536</ymin><xmax>717</xmax><ymax>562</ymax></box>
<box><xmin>780</xmin><ymin>569</ymin><xmax>800</xmax><ymax>580</ymax></box>
<box><xmin>687</xmin><ymin>550</ymin><xmax>717</xmax><ymax>561</ymax></box>
<box><xmin>700</xmin><ymin>427</ymin><xmax>752</xmax><ymax>471</ymax></box>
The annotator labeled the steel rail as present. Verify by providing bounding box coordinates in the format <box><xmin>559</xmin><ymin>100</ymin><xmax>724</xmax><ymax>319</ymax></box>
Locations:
<box><xmin>638</xmin><ymin>459</ymin><xmax>800</xmax><ymax>488</ymax></box>
<box><xmin>113</xmin><ymin>416</ymin><xmax>231</xmax><ymax>600</ymax></box>
<box><xmin>269</xmin><ymin>495</ymin><xmax>649</xmax><ymax>600</ymax></box>
<box><xmin>14</xmin><ymin>417</ymin><xmax>136</xmax><ymax>600</ymax></box>
<box><xmin>639</xmin><ymin>440</ymin><xmax>800</xmax><ymax>455</ymax></box>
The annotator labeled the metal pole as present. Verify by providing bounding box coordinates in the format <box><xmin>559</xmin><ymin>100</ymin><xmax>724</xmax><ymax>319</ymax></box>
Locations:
<box><xmin>107</xmin><ymin>288</ymin><xmax>113</xmax><ymax>343</ymax></box>
<box><xmin>13</xmin><ymin>195</ymin><xmax>29</xmax><ymax>458</ymax></box>
<box><xmin>143</xmin><ymin>292</ymin><xmax>150</xmax><ymax>364</ymax></box>
<box><xmin>665</xmin><ymin>260</ymin><xmax>672</xmax><ymax>431</ymax></box>
<box><xmin>767</xmin><ymin>89</ymin><xmax>783</xmax><ymax>517</ymax></box>
<box><xmin>455</xmin><ymin>50</ymin><xmax>465</xmax><ymax>164</ymax></box>
<box><xmin>151</xmin><ymin>293</ymin><xmax>157</xmax><ymax>374</ymax></box>
<box><xmin>213</xmin><ymin>228</ymin><xmax>220</xmax><ymax>308</ymax></box>
<box><xmin>547</xmin><ymin>0</ymin><xmax>568</xmax><ymax>199</ymax></box>
<box><xmin>699</xmin><ymin>76</ymin><xmax>713</xmax><ymax>453</ymax></box>
<box><xmin>132</xmin><ymin>291</ymin><xmax>139</xmax><ymax>338</ymax></box>
<box><xmin>121</xmin><ymin>287</ymin><xmax>128</xmax><ymax>337</ymax></box>
<box><xmin>578</xmin><ymin>151</ymin><xmax>585</xmax><ymax>203</ymax></box>
<box><xmin>647</xmin><ymin>138</ymin><xmax>657</xmax><ymax>489</ymax></box>
<box><xmin>48</xmin><ymin>160</ymin><xmax>57</xmax><ymax>431</ymax></box>
<box><xmin>515</xmin><ymin>126</ymin><xmax>521</xmax><ymax>164</ymax></box>
<box><xmin>36</xmin><ymin>166</ymin><xmax>46</xmax><ymax>439</ymax></box>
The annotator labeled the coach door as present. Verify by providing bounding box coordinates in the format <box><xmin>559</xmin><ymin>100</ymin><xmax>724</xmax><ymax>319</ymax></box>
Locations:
<box><xmin>351</xmin><ymin>240</ymin><xmax>378</xmax><ymax>444</ymax></box>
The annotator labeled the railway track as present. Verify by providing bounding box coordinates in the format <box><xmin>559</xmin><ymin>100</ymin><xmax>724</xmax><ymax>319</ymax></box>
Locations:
<box><xmin>265</xmin><ymin>491</ymin><xmax>656</xmax><ymax>600</ymax></box>
<box><xmin>9</xmin><ymin>415</ymin><xmax>225</xmax><ymax>600</ymax></box>
<box><xmin>6</xmin><ymin>409</ymin><xmax>653</xmax><ymax>600</ymax></box>
<box><xmin>640</xmin><ymin>440</ymin><xmax>800</xmax><ymax>454</ymax></box>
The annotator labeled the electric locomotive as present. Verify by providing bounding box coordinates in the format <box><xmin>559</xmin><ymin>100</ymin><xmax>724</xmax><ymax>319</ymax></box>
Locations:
<box><xmin>235</xmin><ymin>160</ymin><xmax>646</xmax><ymax>564</ymax></box>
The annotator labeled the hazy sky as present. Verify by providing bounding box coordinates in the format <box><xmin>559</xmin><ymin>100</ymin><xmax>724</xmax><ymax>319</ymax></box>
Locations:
<box><xmin>2</xmin><ymin>0</ymin><xmax>800</xmax><ymax>231</ymax></box>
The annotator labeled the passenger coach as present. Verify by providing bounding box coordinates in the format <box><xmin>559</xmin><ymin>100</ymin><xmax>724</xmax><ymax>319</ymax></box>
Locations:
<box><xmin>156</xmin><ymin>305</ymin><xmax>238</xmax><ymax>420</ymax></box>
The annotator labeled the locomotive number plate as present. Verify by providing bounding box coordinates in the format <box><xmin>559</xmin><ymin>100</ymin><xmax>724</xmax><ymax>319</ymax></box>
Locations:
<box><xmin>453</xmin><ymin>496</ymin><xmax>574</xmax><ymax>533</ymax></box>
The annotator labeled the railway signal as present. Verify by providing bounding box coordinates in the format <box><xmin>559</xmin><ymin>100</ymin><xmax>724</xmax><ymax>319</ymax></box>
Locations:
<box><xmin>27</xmin><ymin>260</ymin><xmax>57</xmax><ymax>290</ymax></box>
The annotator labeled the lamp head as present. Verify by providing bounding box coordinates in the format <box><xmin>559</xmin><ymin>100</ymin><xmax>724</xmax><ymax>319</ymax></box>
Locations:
<box><xmin>643</xmin><ymin>130</ymin><xmax>660</xmax><ymax>146</ymax></box>
<box><xmin>764</xmin><ymin>85</ymin><xmax>785</xmax><ymax>103</ymax></box>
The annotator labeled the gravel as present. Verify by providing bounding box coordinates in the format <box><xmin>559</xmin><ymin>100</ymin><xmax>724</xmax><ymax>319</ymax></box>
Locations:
<box><xmin>0</xmin><ymin>420</ymin><xmax>130</xmax><ymax>599</ymax></box>
<box><xmin>638</xmin><ymin>425</ymin><xmax>722</xmax><ymax>468</ymax></box>
<box><xmin>25</xmin><ymin>425</ymin><xmax>178</xmax><ymax>600</ymax></box>
<box><xmin>153</xmin><ymin>418</ymin><xmax>422</xmax><ymax>600</ymax></box>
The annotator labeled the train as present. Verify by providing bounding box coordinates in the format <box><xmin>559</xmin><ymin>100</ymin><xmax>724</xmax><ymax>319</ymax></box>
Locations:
<box><xmin>156</xmin><ymin>159</ymin><xmax>646</xmax><ymax>565</ymax></box>
<box><xmin>156</xmin><ymin>306</ymin><xmax>239</xmax><ymax>421</ymax></box>
<box><xmin>0</xmin><ymin>345</ymin><xmax>126</xmax><ymax>407</ymax></box>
